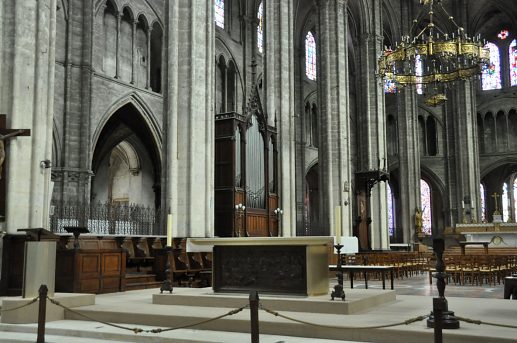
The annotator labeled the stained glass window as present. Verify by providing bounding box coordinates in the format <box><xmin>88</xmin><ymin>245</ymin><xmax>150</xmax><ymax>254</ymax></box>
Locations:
<box><xmin>387</xmin><ymin>183</ymin><xmax>395</xmax><ymax>237</ymax></box>
<box><xmin>503</xmin><ymin>182</ymin><xmax>509</xmax><ymax>221</ymax></box>
<box><xmin>498</xmin><ymin>30</ymin><xmax>509</xmax><ymax>40</ymax></box>
<box><xmin>510</xmin><ymin>39</ymin><xmax>517</xmax><ymax>86</ymax></box>
<box><xmin>305</xmin><ymin>32</ymin><xmax>316</xmax><ymax>80</ymax></box>
<box><xmin>513</xmin><ymin>179</ymin><xmax>517</xmax><ymax>222</ymax></box>
<box><xmin>480</xmin><ymin>183</ymin><xmax>486</xmax><ymax>222</ymax></box>
<box><xmin>384</xmin><ymin>79</ymin><xmax>397</xmax><ymax>93</ymax></box>
<box><xmin>420</xmin><ymin>179</ymin><xmax>432</xmax><ymax>235</ymax></box>
<box><xmin>214</xmin><ymin>0</ymin><xmax>224</xmax><ymax>29</ymax></box>
<box><xmin>416</xmin><ymin>54</ymin><xmax>423</xmax><ymax>95</ymax></box>
<box><xmin>257</xmin><ymin>2</ymin><xmax>263</xmax><ymax>53</ymax></box>
<box><xmin>482</xmin><ymin>42</ymin><xmax>502</xmax><ymax>90</ymax></box>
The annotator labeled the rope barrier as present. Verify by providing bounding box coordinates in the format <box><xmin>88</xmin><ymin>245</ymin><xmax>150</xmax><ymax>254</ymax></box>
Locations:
<box><xmin>0</xmin><ymin>296</ymin><xmax>40</xmax><ymax>313</ymax></box>
<box><xmin>146</xmin><ymin>305</ymin><xmax>248</xmax><ymax>333</ymax></box>
<box><xmin>48</xmin><ymin>297</ymin><xmax>144</xmax><ymax>334</ymax></box>
<box><xmin>10</xmin><ymin>294</ymin><xmax>517</xmax><ymax>338</ymax></box>
<box><xmin>259</xmin><ymin>303</ymin><xmax>429</xmax><ymax>330</ymax></box>
<box><xmin>48</xmin><ymin>296</ymin><xmax>248</xmax><ymax>334</ymax></box>
<box><xmin>455</xmin><ymin>316</ymin><xmax>517</xmax><ymax>330</ymax></box>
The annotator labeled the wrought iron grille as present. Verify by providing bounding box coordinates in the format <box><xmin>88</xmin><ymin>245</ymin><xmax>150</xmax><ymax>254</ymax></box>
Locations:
<box><xmin>49</xmin><ymin>201</ymin><xmax>162</xmax><ymax>235</ymax></box>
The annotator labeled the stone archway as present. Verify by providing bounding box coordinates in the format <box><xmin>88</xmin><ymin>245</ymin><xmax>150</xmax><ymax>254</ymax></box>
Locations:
<box><xmin>91</xmin><ymin>103</ymin><xmax>161</xmax><ymax>209</ymax></box>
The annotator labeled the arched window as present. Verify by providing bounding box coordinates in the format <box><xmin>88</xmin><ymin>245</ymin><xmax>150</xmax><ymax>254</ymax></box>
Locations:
<box><xmin>305</xmin><ymin>31</ymin><xmax>316</xmax><ymax>80</ymax></box>
<box><xmin>416</xmin><ymin>54</ymin><xmax>423</xmax><ymax>95</ymax></box>
<box><xmin>482</xmin><ymin>42</ymin><xmax>502</xmax><ymax>90</ymax></box>
<box><xmin>384</xmin><ymin>79</ymin><xmax>397</xmax><ymax>93</ymax></box>
<box><xmin>503</xmin><ymin>182</ymin><xmax>509</xmax><ymax>221</ymax></box>
<box><xmin>387</xmin><ymin>183</ymin><xmax>395</xmax><ymax>237</ymax></box>
<box><xmin>215</xmin><ymin>0</ymin><xmax>224</xmax><ymax>29</ymax></box>
<box><xmin>420</xmin><ymin>179</ymin><xmax>432</xmax><ymax>235</ymax></box>
<box><xmin>257</xmin><ymin>2</ymin><xmax>263</xmax><ymax>53</ymax></box>
<box><xmin>510</xmin><ymin>39</ymin><xmax>517</xmax><ymax>86</ymax></box>
<box><xmin>480</xmin><ymin>183</ymin><xmax>486</xmax><ymax>222</ymax></box>
<box><xmin>513</xmin><ymin>179</ymin><xmax>517</xmax><ymax>222</ymax></box>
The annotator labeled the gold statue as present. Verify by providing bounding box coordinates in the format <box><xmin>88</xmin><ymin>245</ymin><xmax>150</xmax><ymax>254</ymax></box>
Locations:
<box><xmin>415</xmin><ymin>208</ymin><xmax>423</xmax><ymax>233</ymax></box>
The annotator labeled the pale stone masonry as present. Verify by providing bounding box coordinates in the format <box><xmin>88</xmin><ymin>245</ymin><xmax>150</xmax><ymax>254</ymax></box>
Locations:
<box><xmin>0</xmin><ymin>0</ymin><xmax>515</xmax><ymax>248</ymax></box>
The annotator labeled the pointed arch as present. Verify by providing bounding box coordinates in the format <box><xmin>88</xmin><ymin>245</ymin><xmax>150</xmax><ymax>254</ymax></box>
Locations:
<box><xmin>92</xmin><ymin>92</ymin><xmax>162</xmax><ymax>157</ymax></box>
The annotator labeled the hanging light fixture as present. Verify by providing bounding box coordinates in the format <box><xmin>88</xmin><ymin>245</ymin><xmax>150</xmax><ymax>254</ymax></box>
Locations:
<box><xmin>378</xmin><ymin>0</ymin><xmax>490</xmax><ymax>106</ymax></box>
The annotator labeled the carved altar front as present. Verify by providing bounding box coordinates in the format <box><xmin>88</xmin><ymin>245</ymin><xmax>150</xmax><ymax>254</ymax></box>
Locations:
<box><xmin>449</xmin><ymin>223</ymin><xmax>517</xmax><ymax>248</ymax></box>
<box><xmin>187</xmin><ymin>237</ymin><xmax>332</xmax><ymax>296</ymax></box>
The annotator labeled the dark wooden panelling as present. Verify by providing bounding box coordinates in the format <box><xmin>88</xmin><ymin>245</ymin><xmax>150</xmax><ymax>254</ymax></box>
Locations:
<box><xmin>246</xmin><ymin>210</ymin><xmax>268</xmax><ymax>237</ymax></box>
<box><xmin>55</xmin><ymin>237</ymin><xmax>126</xmax><ymax>294</ymax></box>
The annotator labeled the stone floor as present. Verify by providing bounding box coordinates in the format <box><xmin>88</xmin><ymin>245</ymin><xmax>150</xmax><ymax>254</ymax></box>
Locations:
<box><xmin>345</xmin><ymin>273</ymin><xmax>505</xmax><ymax>299</ymax></box>
<box><xmin>0</xmin><ymin>272</ymin><xmax>515</xmax><ymax>343</ymax></box>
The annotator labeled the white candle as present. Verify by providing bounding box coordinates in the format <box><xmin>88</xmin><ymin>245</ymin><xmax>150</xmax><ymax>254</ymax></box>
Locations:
<box><xmin>166</xmin><ymin>214</ymin><xmax>173</xmax><ymax>247</ymax></box>
<box><xmin>461</xmin><ymin>200</ymin><xmax>465</xmax><ymax>209</ymax></box>
<box><xmin>335</xmin><ymin>206</ymin><xmax>341</xmax><ymax>242</ymax></box>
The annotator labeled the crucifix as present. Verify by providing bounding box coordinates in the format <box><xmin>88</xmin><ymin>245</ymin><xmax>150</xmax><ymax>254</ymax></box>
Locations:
<box><xmin>491</xmin><ymin>192</ymin><xmax>500</xmax><ymax>215</ymax></box>
<box><xmin>0</xmin><ymin>114</ymin><xmax>31</xmax><ymax>218</ymax></box>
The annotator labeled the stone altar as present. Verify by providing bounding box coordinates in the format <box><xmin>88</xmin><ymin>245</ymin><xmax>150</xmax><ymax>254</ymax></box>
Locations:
<box><xmin>187</xmin><ymin>237</ymin><xmax>332</xmax><ymax>296</ymax></box>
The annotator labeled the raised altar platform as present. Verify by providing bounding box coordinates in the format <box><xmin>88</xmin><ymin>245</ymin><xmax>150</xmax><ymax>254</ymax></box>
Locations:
<box><xmin>153</xmin><ymin>287</ymin><xmax>396</xmax><ymax>315</ymax></box>
<box><xmin>450</xmin><ymin>224</ymin><xmax>517</xmax><ymax>248</ymax></box>
<box><xmin>187</xmin><ymin>237</ymin><xmax>332</xmax><ymax>296</ymax></box>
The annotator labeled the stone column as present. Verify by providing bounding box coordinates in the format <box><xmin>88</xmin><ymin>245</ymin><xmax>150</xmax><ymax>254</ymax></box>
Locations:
<box><xmin>396</xmin><ymin>1</ymin><xmax>421</xmax><ymax>244</ymax></box>
<box><xmin>263</xmin><ymin>0</ymin><xmax>296</xmax><ymax>236</ymax></box>
<box><xmin>115</xmin><ymin>13</ymin><xmax>121</xmax><ymax>78</ymax></box>
<box><xmin>0</xmin><ymin>0</ymin><xmax>57</xmax><ymax>231</ymax></box>
<box><xmin>316</xmin><ymin>0</ymin><xmax>353</xmax><ymax>238</ymax></box>
<box><xmin>357</xmin><ymin>0</ymin><xmax>389</xmax><ymax>250</ymax></box>
<box><xmin>146</xmin><ymin>27</ymin><xmax>153</xmax><ymax>89</ymax></box>
<box><xmin>449</xmin><ymin>81</ymin><xmax>481</xmax><ymax>224</ymax></box>
<box><xmin>131</xmin><ymin>20</ymin><xmax>137</xmax><ymax>84</ymax></box>
<box><xmin>397</xmin><ymin>89</ymin><xmax>421</xmax><ymax>243</ymax></box>
<box><xmin>164</xmin><ymin>0</ymin><xmax>214</xmax><ymax>237</ymax></box>
<box><xmin>447</xmin><ymin>2</ymin><xmax>481</xmax><ymax>224</ymax></box>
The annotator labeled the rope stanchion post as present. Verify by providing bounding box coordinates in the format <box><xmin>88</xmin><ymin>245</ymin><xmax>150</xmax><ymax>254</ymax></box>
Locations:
<box><xmin>427</xmin><ymin>237</ymin><xmax>459</xmax><ymax>338</ymax></box>
<box><xmin>433</xmin><ymin>297</ymin><xmax>444</xmax><ymax>343</ymax></box>
<box><xmin>249</xmin><ymin>290</ymin><xmax>259</xmax><ymax>343</ymax></box>
<box><xmin>37</xmin><ymin>284</ymin><xmax>48</xmax><ymax>343</ymax></box>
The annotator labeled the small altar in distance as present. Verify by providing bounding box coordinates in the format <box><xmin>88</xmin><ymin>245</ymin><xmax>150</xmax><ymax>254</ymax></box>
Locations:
<box><xmin>187</xmin><ymin>236</ymin><xmax>332</xmax><ymax>296</ymax></box>
<box><xmin>451</xmin><ymin>223</ymin><xmax>517</xmax><ymax>248</ymax></box>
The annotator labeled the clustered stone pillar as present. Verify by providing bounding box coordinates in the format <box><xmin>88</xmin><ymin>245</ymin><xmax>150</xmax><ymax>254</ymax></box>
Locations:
<box><xmin>397</xmin><ymin>89</ymin><xmax>421</xmax><ymax>243</ymax></box>
<box><xmin>396</xmin><ymin>1</ymin><xmax>421</xmax><ymax>244</ymax></box>
<box><xmin>358</xmin><ymin>0</ymin><xmax>389</xmax><ymax>250</ymax></box>
<box><xmin>316</xmin><ymin>0</ymin><xmax>353</xmax><ymax>238</ymax></box>
<box><xmin>448</xmin><ymin>81</ymin><xmax>481</xmax><ymax>225</ymax></box>
<box><xmin>264</xmin><ymin>0</ymin><xmax>296</xmax><ymax>236</ymax></box>
<box><xmin>163</xmin><ymin>0</ymin><xmax>215</xmax><ymax>237</ymax></box>
<box><xmin>0</xmin><ymin>0</ymin><xmax>56</xmax><ymax>232</ymax></box>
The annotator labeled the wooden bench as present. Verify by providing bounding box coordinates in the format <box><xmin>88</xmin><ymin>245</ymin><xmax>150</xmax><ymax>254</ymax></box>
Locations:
<box><xmin>330</xmin><ymin>265</ymin><xmax>395</xmax><ymax>290</ymax></box>
<box><xmin>120</xmin><ymin>237</ymin><xmax>155</xmax><ymax>272</ymax></box>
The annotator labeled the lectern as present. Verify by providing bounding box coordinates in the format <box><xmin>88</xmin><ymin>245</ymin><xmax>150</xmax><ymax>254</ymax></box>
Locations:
<box><xmin>17</xmin><ymin>228</ymin><xmax>58</xmax><ymax>298</ymax></box>
<box><xmin>63</xmin><ymin>226</ymin><xmax>89</xmax><ymax>249</ymax></box>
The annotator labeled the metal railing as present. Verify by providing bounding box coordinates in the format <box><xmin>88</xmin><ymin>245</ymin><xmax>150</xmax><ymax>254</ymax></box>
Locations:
<box><xmin>49</xmin><ymin>201</ymin><xmax>162</xmax><ymax>235</ymax></box>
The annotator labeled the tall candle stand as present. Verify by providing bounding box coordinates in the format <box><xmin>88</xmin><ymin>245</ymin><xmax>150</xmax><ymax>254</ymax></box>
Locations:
<box><xmin>331</xmin><ymin>243</ymin><xmax>345</xmax><ymax>301</ymax></box>
<box><xmin>160</xmin><ymin>246</ymin><xmax>173</xmax><ymax>293</ymax></box>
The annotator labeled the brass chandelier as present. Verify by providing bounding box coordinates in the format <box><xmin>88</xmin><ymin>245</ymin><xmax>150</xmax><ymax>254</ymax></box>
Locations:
<box><xmin>378</xmin><ymin>0</ymin><xmax>490</xmax><ymax>106</ymax></box>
